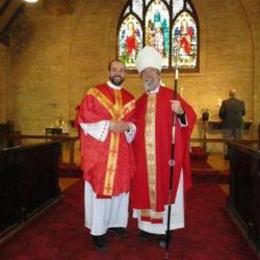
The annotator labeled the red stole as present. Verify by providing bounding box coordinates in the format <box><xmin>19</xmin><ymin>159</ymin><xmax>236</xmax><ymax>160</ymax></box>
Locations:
<box><xmin>131</xmin><ymin>86</ymin><xmax>196</xmax><ymax>222</ymax></box>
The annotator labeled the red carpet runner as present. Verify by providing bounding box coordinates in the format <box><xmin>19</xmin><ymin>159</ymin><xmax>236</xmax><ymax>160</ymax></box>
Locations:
<box><xmin>0</xmin><ymin>180</ymin><xmax>258</xmax><ymax>259</ymax></box>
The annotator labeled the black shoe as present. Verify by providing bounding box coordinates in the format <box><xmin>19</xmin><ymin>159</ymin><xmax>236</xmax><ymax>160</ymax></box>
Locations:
<box><xmin>91</xmin><ymin>235</ymin><xmax>107</xmax><ymax>251</ymax></box>
<box><xmin>138</xmin><ymin>230</ymin><xmax>154</xmax><ymax>240</ymax></box>
<box><xmin>108</xmin><ymin>227</ymin><xmax>128</xmax><ymax>238</ymax></box>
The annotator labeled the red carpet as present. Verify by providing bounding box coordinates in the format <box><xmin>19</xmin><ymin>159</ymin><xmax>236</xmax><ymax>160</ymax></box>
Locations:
<box><xmin>58</xmin><ymin>164</ymin><xmax>82</xmax><ymax>178</ymax></box>
<box><xmin>0</xmin><ymin>180</ymin><xmax>257</xmax><ymax>259</ymax></box>
<box><xmin>191</xmin><ymin>159</ymin><xmax>229</xmax><ymax>184</ymax></box>
<box><xmin>189</xmin><ymin>147</ymin><xmax>228</xmax><ymax>183</ymax></box>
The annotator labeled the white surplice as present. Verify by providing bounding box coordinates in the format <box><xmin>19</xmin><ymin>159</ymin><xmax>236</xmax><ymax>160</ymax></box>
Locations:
<box><xmin>133</xmin><ymin>172</ymin><xmax>184</xmax><ymax>234</ymax></box>
<box><xmin>80</xmin><ymin>81</ymin><xmax>136</xmax><ymax>236</ymax></box>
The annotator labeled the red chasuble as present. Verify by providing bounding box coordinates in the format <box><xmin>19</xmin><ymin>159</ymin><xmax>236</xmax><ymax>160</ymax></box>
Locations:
<box><xmin>76</xmin><ymin>83</ymin><xmax>135</xmax><ymax>197</ymax></box>
<box><xmin>131</xmin><ymin>86</ymin><xmax>196</xmax><ymax>222</ymax></box>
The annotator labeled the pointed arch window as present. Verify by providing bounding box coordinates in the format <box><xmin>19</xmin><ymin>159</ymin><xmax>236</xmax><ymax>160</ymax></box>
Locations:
<box><xmin>117</xmin><ymin>0</ymin><xmax>199</xmax><ymax>72</ymax></box>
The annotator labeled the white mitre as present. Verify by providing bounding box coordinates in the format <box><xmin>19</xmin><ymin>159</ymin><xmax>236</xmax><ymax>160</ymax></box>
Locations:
<box><xmin>135</xmin><ymin>46</ymin><xmax>163</xmax><ymax>73</ymax></box>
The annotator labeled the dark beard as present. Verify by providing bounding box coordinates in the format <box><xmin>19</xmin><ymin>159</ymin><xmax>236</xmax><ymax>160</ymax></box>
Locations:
<box><xmin>109</xmin><ymin>75</ymin><xmax>124</xmax><ymax>86</ymax></box>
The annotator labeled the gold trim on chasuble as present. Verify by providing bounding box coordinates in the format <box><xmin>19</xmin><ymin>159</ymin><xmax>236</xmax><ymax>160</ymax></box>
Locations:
<box><xmin>141</xmin><ymin>94</ymin><xmax>164</xmax><ymax>222</ymax></box>
<box><xmin>88</xmin><ymin>88</ymin><xmax>134</xmax><ymax>196</ymax></box>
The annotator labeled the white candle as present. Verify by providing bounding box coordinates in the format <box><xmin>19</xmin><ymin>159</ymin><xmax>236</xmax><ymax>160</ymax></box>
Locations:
<box><xmin>180</xmin><ymin>87</ymin><xmax>184</xmax><ymax>97</ymax></box>
<box><xmin>175</xmin><ymin>68</ymin><xmax>179</xmax><ymax>80</ymax></box>
<box><xmin>217</xmin><ymin>98</ymin><xmax>222</xmax><ymax>107</ymax></box>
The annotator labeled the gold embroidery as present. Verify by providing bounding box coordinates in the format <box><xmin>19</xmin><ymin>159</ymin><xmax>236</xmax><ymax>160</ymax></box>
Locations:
<box><xmin>140</xmin><ymin>209</ymin><xmax>164</xmax><ymax>221</ymax></box>
<box><xmin>88</xmin><ymin>88</ymin><xmax>135</xmax><ymax>120</ymax></box>
<box><xmin>88</xmin><ymin>87</ymin><xmax>135</xmax><ymax>196</ymax></box>
<box><xmin>103</xmin><ymin>132</ymin><xmax>120</xmax><ymax>195</ymax></box>
<box><xmin>88</xmin><ymin>88</ymin><xmax>115</xmax><ymax>117</ymax></box>
<box><xmin>145</xmin><ymin>94</ymin><xmax>157</xmax><ymax>213</ymax></box>
<box><xmin>120</xmin><ymin>100</ymin><xmax>135</xmax><ymax>119</ymax></box>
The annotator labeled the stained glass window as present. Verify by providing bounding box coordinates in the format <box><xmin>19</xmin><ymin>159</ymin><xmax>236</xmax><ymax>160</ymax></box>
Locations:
<box><xmin>133</xmin><ymin>0</ymin><xmax>143</xmax><ymax>19</ymax></box>
<box><xmin>123</xmin><ymin>6</ymin><xmax>130</xmax><ymax>17</ymax></box>
<box><xmin>172</xmin><ymin>0</ymin><xmax>184</xmax><ymax>19</ymax></box>
<box><xmin>145</xmin><ymin>0</ymin><xmax>170</xmax><ymax>67</ymax></box>
<box><xmin>172</xmin><ymin>11</ymin><xmax>197</xmax><ymax>68</ymax></box>
<box><xmin>118</xmin><ymin>14</ymin><xmax>143</xmax><ymax>69</ymax></box>
<box><xmin>117</xmin><ymin>0</ymin><xmax>199</xmax><ymax>71</ymax></box>
<box><xmin>186</xmin><ymin>2</ymin><xmax>193</xmax><ymax>13</ymax></box>
<box><xmin>145</xmin><ymin>0</ymin><xmax>152</xmax><ymax>6</ymax></box>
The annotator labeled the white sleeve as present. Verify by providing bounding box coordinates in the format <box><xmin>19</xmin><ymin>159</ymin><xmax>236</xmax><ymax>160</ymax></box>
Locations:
<box><xmin>124</xmin><ymin>123</ymin><xmax>136</xmax><ymax>144</ymax></box>
<box><xmin>80</xmin><ymin>120</ymin><xmax>109</xmax><ymax>142</ymax></box>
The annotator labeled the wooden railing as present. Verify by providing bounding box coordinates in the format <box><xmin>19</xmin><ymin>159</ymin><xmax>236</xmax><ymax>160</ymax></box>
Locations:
<box><xmin>0</xmin><ymin>142</ymin><xmax>61</xmax><ymax>237</ymax></box>
<box><xmin>259</xmin><ymin>124</ymin><xmax>260</xmax><ymax>147</ymax></box>
<box><xmin>0</xmin><ymin>133</ymin><xmax>79</xmax><ymax>166</ymax></box>
<box><xmin>2</xmin><ymin>126</ymin><xmax>259</xmax><ymax>165</ymax></box>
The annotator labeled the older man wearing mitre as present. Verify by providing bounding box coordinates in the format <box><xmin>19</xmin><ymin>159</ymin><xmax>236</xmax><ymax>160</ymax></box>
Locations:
<box><xmin>131</xmin><ymin>46</ymin><xmax>196</xmax><ymax>245</ymax></box>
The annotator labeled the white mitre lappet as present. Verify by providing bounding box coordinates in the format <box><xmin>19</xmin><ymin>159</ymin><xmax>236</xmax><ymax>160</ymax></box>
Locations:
<box><xmin>135</xmin><ymin>46</ymin><xmax>163</xmax><ymax>73</ymax></box>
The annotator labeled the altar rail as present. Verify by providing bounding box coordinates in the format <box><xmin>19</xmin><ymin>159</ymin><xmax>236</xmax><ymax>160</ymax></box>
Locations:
<box><xmin>0</xmin><ymin>133</ymin><xmax>78</xmax><ymax>166</ymax></box>
<box><xmin>207</xmin><ymin>120</ymin><xmax>253</xmax><ymax>130</ymax></box>
<box><xmin>0</xmin><ymin>142</ymin><xmax>61</xmax><ymax>239</ymax></box>
<box><xmin>227</xmin><ymin>140</ymin><xmax>260</xmax><ymax>251</ymax></box>
<box><xmin>1</xmin><ymin>128</ymin><xmax>259</xmax><ymax>166</ymax></box>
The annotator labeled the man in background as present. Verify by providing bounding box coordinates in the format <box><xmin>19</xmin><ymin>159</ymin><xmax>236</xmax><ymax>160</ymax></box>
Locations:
<box><xmin>76</xmin><ymin>60</ymin><xmax>136</xmax><ymax>251</ymax></box>
<box><xmin>219</xmin><ymin>88</ymin><xmax>245</xmax><ymax>159</ymax></box>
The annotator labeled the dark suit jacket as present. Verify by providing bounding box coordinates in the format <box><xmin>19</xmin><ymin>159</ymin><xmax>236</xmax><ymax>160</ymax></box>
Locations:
<box><xmin>219</xmin><ymin>98</ymin><xmax>245</xmax><ymax>129</ymax></box>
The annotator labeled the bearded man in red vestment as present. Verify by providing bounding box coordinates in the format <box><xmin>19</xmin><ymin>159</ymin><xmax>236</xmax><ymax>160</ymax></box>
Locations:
<box><xmin>76</xmin><ymin>60</ymin><xmax>136</xmax><ymax>251</ymax></box>
<box><xmin>131</xmin><ymin>46</ymin><xmax>196</xmax><ymax>247</ymax></box>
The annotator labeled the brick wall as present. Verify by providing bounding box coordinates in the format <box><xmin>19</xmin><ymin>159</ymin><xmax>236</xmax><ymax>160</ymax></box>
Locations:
<box><xmin>0</xmin><ymin>0</ymin><xmax>259</xmax><ymax>150</ymax></box>
<box><xmin>0</xmin><ymin>44</ymin><xmax>9</xmax><ymax>123</ymax></box>
<box><xmin>240</xmin><ymin>0</ymin><xmax>260</xmax><ymax>138</ymax></box>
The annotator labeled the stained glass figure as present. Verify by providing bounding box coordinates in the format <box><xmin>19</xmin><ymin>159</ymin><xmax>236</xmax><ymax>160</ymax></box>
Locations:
<box><xmin>118</xmin><ymin>14</ymin><xmax>143</xmax><ymax>69</ymax></box>
<box><xmin>172</xmin><ymin>11</ymin><xmax>197</xmax><ymax>68</ymax></box>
